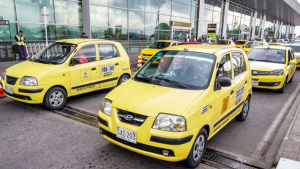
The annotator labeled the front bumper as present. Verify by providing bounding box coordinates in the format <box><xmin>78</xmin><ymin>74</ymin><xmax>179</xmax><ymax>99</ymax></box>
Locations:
<box><xmin>252</xmin><ymin>75</ymin><xmax>285</xmax><ymax>89</ymax></box>
<box><xmin>296</xmin><ymin>59</ymin><xmax>300</xmax><ymax>68</ymax></box>
<box><xmin>98</xmin><ymin>109</ymin><xmax>198</xmax><ymax>162</ymax></box>
<box><xmin>1</xmin><ymin>77</ymin><xmax>47</xmax><ymax>104</ymax></box>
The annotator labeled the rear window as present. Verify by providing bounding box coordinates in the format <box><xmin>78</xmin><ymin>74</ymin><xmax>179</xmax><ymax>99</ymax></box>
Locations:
<box><xmin>247</xmin><ymin>48</ymin><xmax>286</xmax><ymax>64</ymax></box>
<box><xmin>235</xmin><ymin>41</ymin><xmax>246</xmax><ymax>45</ymax></box>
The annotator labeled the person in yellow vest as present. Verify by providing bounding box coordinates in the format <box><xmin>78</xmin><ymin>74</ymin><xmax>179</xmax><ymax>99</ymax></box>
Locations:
<box><xmin>15</xmin><ymin>31</ymin><xmax>26</xmax><ymax>61</ymax></box>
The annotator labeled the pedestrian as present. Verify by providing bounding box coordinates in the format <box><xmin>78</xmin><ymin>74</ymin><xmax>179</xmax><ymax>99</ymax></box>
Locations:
<box><xmin>81</xmin><ymin>33</ymin><xmax>89</xmax><ymax>38</ymax></box>
<box><xmin>201</xmin><ymin>35</ymin><xmax>204</xmax><ymax>42</ymax></box>
<box><xmin>197</xmin><ymin>36</ymin><xmax>201</xmax><ymax>42</ymax></box>
<box><xmin>222</xmin><ymin>36</ymin><xmax>225</xmax><ymax>39</ymax></box>
<box><xmin>234</xmin><ymin>36</ymin><xmax>238</xmax><ymax>42</ymax></box>
<box><xmin>15</xmin><ymin>30</ymin><xmax>26</xmax><ymax>61</ymax></box>
<box><xmin>207</xmin><ymin>35</ymin><xmax>212</xmax><ymax>44</ymax></box>
<box><xmin>185</xmin><ymin>36</ymin><xmax>190</xmax><ymax>42</ymax></box>
<box><xmin>192</xmin><ymin>36</ymin><xmax>196</xmax><ymax>42</ymax></box>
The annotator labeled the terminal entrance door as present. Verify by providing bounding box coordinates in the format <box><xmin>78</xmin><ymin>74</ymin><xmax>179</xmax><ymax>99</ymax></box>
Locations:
<box><xmin>173</xmin><ymin>30</ymin><xmax>188</xmax><ymax>41</ymax></box>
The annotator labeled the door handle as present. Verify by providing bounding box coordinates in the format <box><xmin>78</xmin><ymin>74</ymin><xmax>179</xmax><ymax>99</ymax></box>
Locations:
<box><xmin>115</xmin><ymin>63</ymin><xmax>119</xmax><ymax>66</ymax></box>
<box><xmin>230</xmin><ymin>90</ymin><xmax>234</xmax><ymax>95</ymax></box>
<box><xmin>245</xmin><ymin>80</ymin><xmax>247</xmax><ymax>84</ymax></box>
<box><xmin>91</xmin><ymin>68</ymin><xmax>96</xmax><ymax>71</ymax></box>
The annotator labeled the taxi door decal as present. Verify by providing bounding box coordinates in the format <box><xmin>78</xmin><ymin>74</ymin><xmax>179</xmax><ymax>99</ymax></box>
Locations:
<box><xmin>221</xmin><ymin>96</ymin><xmax>229</xmax><ymax>114</ymax></box>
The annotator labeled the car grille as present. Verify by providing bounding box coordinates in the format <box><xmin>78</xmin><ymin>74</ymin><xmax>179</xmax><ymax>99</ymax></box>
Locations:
<box><xmin>259</xmin><ymin>82</ymin><xmax>280</xmax><ymax>86</ymax></box>
<box><xmin>142</xmin><ymin>54</ymin><xmax>152</xmax><ymax>56</ymax></box>
<box><xmin>4</xmin><ymin>90</ymin><xmax>32</xmax><ymax>100</ymax></box>
<box><xmin>252</xmin><ymin>70</ymin><xmax>269</xmax><ymax>76</ymax></box>
<box><xmin>6</xmin><ymin>75</ymin><xmax>18</xmax><ymax>85</ymax></box>
<box><xmin>117</xmin><ymin>109</ymin><xmax>147</xmax><ymax>126</ymax></box>
<box><xmin>101</xmin><ymin>128</ymin><xmax>175</xmax><ymax>156</ymax></box>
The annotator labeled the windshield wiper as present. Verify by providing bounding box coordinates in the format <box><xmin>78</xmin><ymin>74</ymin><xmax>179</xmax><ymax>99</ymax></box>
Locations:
<box><xmin>36</xmin><ymin>59</ymin><xmax>49</xmax><ymax>64</ymax></box>
<box><xmin>154</xmin><ymin>76</ymin><xmax>191</xmax><ymax>90</ymax></box>
<box><xmin>136</xmin><ymin>72</ymin><xmax>162</xmax><ymax>86</ymax></box>
<box><xmin>248</xmin><ymin>58</ymin><xmax>254</xmax><ymax>60</ymax></box>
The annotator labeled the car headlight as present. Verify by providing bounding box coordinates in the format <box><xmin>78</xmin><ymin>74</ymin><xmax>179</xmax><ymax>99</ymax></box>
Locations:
<box><xmin>152</xmin><ymin>113</ymin><xmax>186</xmax><ymax>132</ymax></box>
<box><xmin>20</xmin><ymin>76</ymin><xmax>37</xmax><ymax>86</ymax></box>
<box><xmin>100</xmin><ymin>98</ymin><xmax>112</xmax><ymax>116</ymax></box>
<box><xmin>1</xmin><ymin>71</ymin><xmax>5</xmax><ymax>80</ymax></box>
<box><xmin>269</xmin><ymin>69</ymin><xmax>284</xmax><ymax>75</ymax></box>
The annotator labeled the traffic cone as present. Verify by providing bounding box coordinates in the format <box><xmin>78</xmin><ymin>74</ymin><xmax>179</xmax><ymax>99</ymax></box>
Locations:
<box><xmin>0</xmin><ymin>76</ymin><xmax>5</xmax><ymax>98</ymax></box>
<box><xmin>136</xmin><ymin>53</ymin><xmax>142</xmax><ymax>71</ymax></box>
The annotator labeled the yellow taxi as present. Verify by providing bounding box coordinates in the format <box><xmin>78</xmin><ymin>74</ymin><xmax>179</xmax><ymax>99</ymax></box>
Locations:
<box><xmin>98</xmin><ymin>45</ymin><xmax>252</xmax><ymax>168</ymax></box>
<box><xmin>282</xmin><ymin>44</ymin><xmax>300</xmax><ymax>68</ymax></box>
<box><xmin>270</xmin><ymin>39</ymin><xmax>284</xmax><ymax>46</ymax></box>
<box><xmin>1</xmin><ymin>39</ymin><xmax>132</xmax><ymax>109</ymax></box>
<box><xmin>248</xmin><ymin>46</ymin><xmax>297</xmax><ymax>93</ymax></box>
<box><xmin>140</xmin><ymin>40</ymin><xmax>179</xmax><ymax>64</ymax></box>
<box><xmin>243</xmin><ymin>41</ymin><xmax>268</xmax><ymax>54</ymax></box>
<box><xmin>235</xmin><ymin>40</ymin><xmax>248</xmax><ymax>48</ymax></box>
<box><xmin>255</xmin><ymin>38</ymin><xmax>266</xmax><ymax>43</ymax></box>
<box><xmin>214</xmin><ymin>39</ymin><xmax>235</xmax><ymax>47</ymax></box>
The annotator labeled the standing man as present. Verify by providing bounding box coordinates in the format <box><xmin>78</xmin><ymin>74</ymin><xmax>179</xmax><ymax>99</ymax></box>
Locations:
<box><xmin>81</xmin><ymin>33</ymin><xmax>89</xmax><ymax>38</ymax></box>
<box><xmin>15</xmin><ymin>31</ymin><xmax>26</xmax><ymax>61</ymax></box>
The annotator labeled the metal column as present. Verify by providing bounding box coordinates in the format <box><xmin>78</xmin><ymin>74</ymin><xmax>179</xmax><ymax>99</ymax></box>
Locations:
<box><xmin>222</xmin><ymin>0</ymin><xmax>230</xmax><ymax>39</ymax></box>
<box><xmin>197</xmin><ymin>0</ymin><xmax>205</xmax><ymax>38</ymax></box>
<box><xmin>260</xmin><ymin>14</ymin><xmax>266</xmax><ymax>38</ymax></box>
<box><xmin>278</xmin><ymin>21</ymin><xmax>283</xmax><ymax>39</ymax></box>
<box><xmin>274</xmin><ymin>20</ymin><xmax>279</xmax><ymax>39</ymax></box>
<box><xmin>82</xmin><ymin>0</ymin><xmax>91</xmax><ymax>37</ymax></box>
<box><xmin>251</xmin><ymin>11</ymin><xmax>257</xmax><ymax>39</ymax></box>
<box><xmin>286</xmin><ymin>25</ymin><xmax>290</xmax><ymax>39</ymax></box>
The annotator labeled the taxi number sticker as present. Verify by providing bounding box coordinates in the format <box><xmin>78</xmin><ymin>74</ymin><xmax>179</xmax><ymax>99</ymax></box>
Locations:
<box><xmin>221</xmin><ymin>96</ymin><xmax>229</xmax><ymax>114</ymax></box>
<box><xmin>102</xmin><ymin>64</ymin><xmax>114</xmax><ymax>75</ymax></box>
<box><xmin>236</xmin><ymin>84</ymin><xmax>245</xmax><ymax>102</ymax></box>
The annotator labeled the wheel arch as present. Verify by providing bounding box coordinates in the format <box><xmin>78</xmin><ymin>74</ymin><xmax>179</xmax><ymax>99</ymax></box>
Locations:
<box><xmin>44</xmin><ymin>85</ymin><xmax>68</xmax><ymax>100</ymax></box>
<box><xmin>202</xmin><ymin>125</ymin><xmax>210</xmax><ymax>138</ymax></box>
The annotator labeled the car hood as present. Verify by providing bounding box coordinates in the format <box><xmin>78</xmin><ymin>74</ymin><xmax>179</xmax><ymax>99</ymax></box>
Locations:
<box><xmin>249</xmin><ymin>61</ymin><xmax>285</xmax><ymax>71</ymax></box>
<box><xmin>107</xmin><ymin>80</ymin><xmax>204</xmax><ymax>117</ymax></box>
<box><xmin>5</xmin><ymin>61</ymin><xmax>60</xmax><ymax>79</ymax></box>
<box><xmin>294</xmin><ymin>52</ymin><xmax>300</xmax><ymax>58</ymax></box>
<box><xmin>141</xmin><ymin>48</ymin><xmax>162</xmax><ymax>56</ymax></box>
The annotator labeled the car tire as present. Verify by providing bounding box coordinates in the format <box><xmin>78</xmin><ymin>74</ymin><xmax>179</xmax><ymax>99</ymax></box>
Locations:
<box><xmin>278</xmin><ymin>77</ymin><xmax>287</xmax><ymax>93</ymax></box>
<box><xmin>118</xmin><ymin>74</ymin><xmax>130</xmax><ymax>86</ymax></box>
<box><xmin>43</xmin><ymin>87</ymin><xmax>67</xmax><ymax>110</ymax></box>
<box><xmin>182</xmin><ymin>128</ymin><xmax>208</xmax><ymax>168</ymax></box>
<box><xmin>289</xmin><ymin>73</ymin><xmax>294</xmax><ymax>83</ymax></box>
<box><xmin>236</xmin><ymin>96</ymin><xmax>250</xmax><ymax>121</ymax></box>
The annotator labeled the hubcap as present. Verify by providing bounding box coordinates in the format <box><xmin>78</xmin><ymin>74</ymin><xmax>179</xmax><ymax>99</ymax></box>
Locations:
<box><xmin>193</xmin><ymin>135</ymin><xmax>205</xmax><ymax>161</ymax></box>
<box><xmin>121</xmin><ymin>77</ymin><xmax>128</xmax><ymax>84</ymax></box>
<box><xmin>49</xmin><ymin>91</ymin><xmax>64</xmax><ymax>107</ymax></box>
<box><xmin>243</xmin><ymin>99</ymin><xmax>249</xmax><ymax>117</ymax></box>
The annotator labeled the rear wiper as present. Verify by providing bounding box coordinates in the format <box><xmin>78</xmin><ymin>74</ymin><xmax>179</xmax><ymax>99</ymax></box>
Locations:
<box><xmin>136</xmin><ymin>72</ymin><xmax>162</xmax><ymax>86</ymax></box>
<box><xmin>154</xmin><ymin>76</ymin><xmax>191</xmax><ymax>90</ymax></box>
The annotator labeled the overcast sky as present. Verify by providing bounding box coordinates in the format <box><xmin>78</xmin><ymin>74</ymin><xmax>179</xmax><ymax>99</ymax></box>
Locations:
<box><xmin>295</xmin><ymin>26</ymin><xmax>300</xmax><ymax>37</ymax></box>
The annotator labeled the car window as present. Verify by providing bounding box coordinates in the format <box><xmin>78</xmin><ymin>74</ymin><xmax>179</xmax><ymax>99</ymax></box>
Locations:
<box><xmin>98</xmin><ymin>44</ymin><xmax>119</xmax><ymax>60</ymax></box>
<box><xmin>288</xmin><ymin>50</ymin><xmax>292</xmax><ymax>62</ymax></box>
<box><xmin>218</xmin><ymin>54</ymin><xmax>232</xmax><ymax>79</ymax></box>
<box><xmin>171</xmin><ymin>43</ymin><xmax>176</xmax><ymax>46</ymax></box>
<box><xmin>247</xmin><ymin>48</ymin><xmax>286</xmax><ymax>64</ymax></box>
<box><xmin>235</xmin><ymin>41</ymin><xmax>246</xmax><ymax>45</ymax></box>
<box><xmin>72</xmin><ymin>45</ymin><xmax>96</xmax><ymax>65</ymax></box>
<box><xmin>216</xmin><ymin>40</ymin><xmax>228</xmax><ymax>45</ymax></box>
<box><xmin>290</xmin><ymin>50</ymin><xmax>295</xmax><ymax>60</ymax></box>
<box><xmin>232</xmin><ymin>52</ymin><xmax>246</xmax><ymax>77</ymax></box>
<box><xmin>148</xmin><ymin>42</ymin><xmax>170</xmax><ymax>49</ymax></box>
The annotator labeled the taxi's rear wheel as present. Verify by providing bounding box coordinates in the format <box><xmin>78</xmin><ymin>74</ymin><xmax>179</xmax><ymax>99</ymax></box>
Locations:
<box><xmin>236</xmin><ymin>96</ymin><xmax>250</xmax><ymax>121</ymax></box>
<box><xmin>289</xmin><ymin>73</ymin><xmax>294</xmax><ymax>83</ymax></box>
<box><xmin>43</xmin><ymin>87</ymin><xmax>67</xmax><ymax>110</ymax></box>
<box><xmin>118</xmin><ymin>74</ymin><xmax>130</xmax><ymax>86</ymax></box>
<box><xmin>182</xmin><ymin>128</ymin><xmax>207</xmax><ymax>168</ymax></box>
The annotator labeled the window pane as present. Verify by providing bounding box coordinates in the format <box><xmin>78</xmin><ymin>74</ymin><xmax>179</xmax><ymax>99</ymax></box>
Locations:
<box><xmin>145</xmin><ymin>0</ymin><xmax>158</xmax><ymax>13</ymax></box>
<box><xmin>129</xmin><ymin>0</ymin><xmax>144</xmax><ymax>10</ymax></box>
<box><xmin>172</xmin><ymin>2</ymin><xmax>181</xmax><ymax>17</ymax></box>
<box><xmin>214</xmin><ymin>0</ymin><xmax>222</xmax><ymax>12</ymax></box>
<box><xmin>145</xmin><ymin>30</ymin><xmax>158</xmax><ymax>43</ymax></box>
<box><xmin>159</xmin><ymin>15</ymin><xmax>170</xmax><ymax>30</ymax></box>
<box><xmin>128</xmin><ymin>29</ymin><xmax>144</xmax><ymax>40</ymax></box>
<box><xmin>204</xmin><ymin>0</ymin><xmax>214</xmax><ymax>10</ymax></box>
<box><xmin>159</xmin><ymin>31</ymin><xmax>170</xmax><ymax>40</ymax></box>
<box><xmin>99</xmin><ymin>44</ymin><xmax>118</xmax><ymax>60</ymax></box>
<box><xmin>145</xmin><ymin>13</ymin><xmax>158</xmax><ymax>29</ymax></box>
<box><xmin>18</xmin><ymin>23</ymin><xmax>56</xmax><ymax>40</ymax></box>
<box><xmin>0</xmin><ymin>24</ymin><xmax>12</xmax><ymax>41</ymax></box>
<box><xmin>192</xmin><ymin>0</ymin><xmax>199</xmax><ymax>6</ymax></box>
<box><xmin>213</xmin><ymin>11</ymin><xmax>221</xmax><ymax>23</ymax></box>
<box><xmin>109</xmin><ymin>8</ymin><xmax>127</xmax><ymax>28</ymax></box>
<box><xmin>183</xmin><ymin>0</ymin><xmax>192</xmax><ymax>5</ymax></box>
<box><xmin>73</xmin><ymin>45</ymin><xmax>96</xmax><ymax>64</ymax></box>
<box><xmin>90</xmin><ymin>0</ymin><xmax>108</xmax><ymax>5</ymax></box>
<box><xmin>205</xmin><ymin>9</ymin><xmax>213</xmax><ymax>22</ymax></box>
<box><xmin>0</xmin><ymin>0</ymin><xmax>16</xmax><ymax>21</ymax></box>
<box><xmin>17</xmin><ymin>0</ymin><xmax>55</xmax><ymax>23</ymax></box>
<box><xmin>56</xmin><ymin>25</ymin><xmax>82</xmax><ymax>39</ymax></box>
<box><xmin>172</xmin><ymin>17</ymin><xmax>182</xmax><ymax>22</ymax></box>
<box><xmin>182</xmin><ymin>4</ymin><xmax>191</xmax><ymax>18</ymax></box>
<box><xmin>109</xmin><ymin>0</ymin><xmax>127</xmax><ymax>8</ymax></box>
<box><xmin>107</xmin><ymin>28</ymin><xmax>128</xmax><ymax>40</ymax></box>
<box><xmin>90</xmin><ymin>6</ymin><xmax>108</xmax><ymax>27</ymax></box>
<box><xmin>232</xmin><ymin>52</ymin><xmax>245</xmax><ymax>77</ymax></box>
<box><xmin>55</xmin><ymin>0</ymin><xmax>82</xmax><ymax>25</ymax></box>
<box><xmin>129</xmin><ymin>11</ymin><xmax>144</xmax><ymax>29</ymax></box>
<box><xmin>91</xmin><ymin>27</ymin><xmax>108</xmax><ymax>39</ymax></box>
<box><xmin>160</xmin><ymin>0</ymin><xmax>171</xmax><ymax>15</ymax></box>
<box><xmin>191</xmin><ymin>6</ymin><xmax>198</xmax><ymax>19</ymax></box>
<box><xmin>219</xmin><ymin>54</ymin><xmax>232</xmax><ymax>79</ymax></box>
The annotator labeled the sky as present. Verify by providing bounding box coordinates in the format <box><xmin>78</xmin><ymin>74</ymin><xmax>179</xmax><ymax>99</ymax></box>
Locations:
<box><xmin>295</xmin><ymin>26</ymin><xmax>300</xmax><ymax>37</ymax></box>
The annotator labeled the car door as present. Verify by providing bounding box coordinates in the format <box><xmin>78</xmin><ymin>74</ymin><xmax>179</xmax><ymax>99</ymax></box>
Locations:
<box><xmin>98</xmin><ymin>44</ymin><xmax>123</xmax><ymax>88</ymax></box>
<box><xmin>288</xmin><ymin>50</ymin><xmax>296</xmax><ymax>80</ymax></box>
<box><xmin>213</xmin><ymin>53</ymin><xmax>235</xmax><ymax>132</ymax></box>
<box><xmin>69</xmin><ymin>44</ymin><xmax>100</xmax><ymax>95</ymax></box>
<box><xmin>230</xmin><ymin>52</ymin><xmax>249</xmax><ymax>115</ymax></box>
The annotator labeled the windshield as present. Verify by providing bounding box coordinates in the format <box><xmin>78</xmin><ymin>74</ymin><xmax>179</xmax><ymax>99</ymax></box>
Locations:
<box><xmin>247</xmin><ymin>48</ymin><xmax>286</xmax><ymax>64</ymax></box>
<box><xmin>245</xmin><ymin>42</ymin><xmax>264</xmax><ymax>48</ymax></box>
<box><xmin>31</xmin><ymin>43</ymin><xmax>76</xmax><ymax>64</ymax></box>
<box><xmin>274</xmin><ymin>40</ymin><xmax>282</xmax><ymax>43</ymax></box>
<box><xmin>148</xmin><ymin>42</ymin><xmax>170</xmax><ymax>49</ymax></box>
<box><xmin>134</xmin><ymin>51</ymin><xmax>216</xmax><ymax>90</ymax></box>
<box><xmin>215</xmin><ymin>40</ymin><xmax>228</xmax><ymax>45</ymax></box>
<box><xmin>282</xmin><ymin>45</ymin><xmax>300</xmax><ymax>53</ymax></box>
<box><xmin>255</xmin><ymin>39</ymin><xmax>263</xmax><ymax>41</ymax></box>
<box><xmin>235</xmin><ymin>41</ymin><xmax>246</xmax><ymax>45</ymax></box>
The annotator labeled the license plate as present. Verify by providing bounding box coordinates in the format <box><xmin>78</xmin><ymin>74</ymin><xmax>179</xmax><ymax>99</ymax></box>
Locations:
<box><xmin>143</xmin><ymin>57</ymin><xmax>149</xmax><ymax>61</ymax></box>
<box><xmin>6</xmin><ymin>85</ymin><xmax>13</xmax><ymax>95</ymax></box>
<box><xmin>101</xmin><ymin>64</ymin><xmax>114</xmax><ymax>75</ymax></box>
<box><xmin>252</xmin><ymin>80</ymin><xmax>259</xmax><ymax>86</ymax></box>
<box><xmin>116</xmin><ymin>126</ymin><xmax>136</xmax><ymax>144</ymax></box>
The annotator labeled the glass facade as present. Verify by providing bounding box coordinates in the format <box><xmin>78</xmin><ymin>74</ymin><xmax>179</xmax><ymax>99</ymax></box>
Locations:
<box><xmin>264</xmin><ymin>16</ymin><xmax>275</xmax><ymax>40</ymax></box>
<box><xmin>254</xmin><ymin>13</ymin><xmax>262</xmax><ymax>38</ymax></box>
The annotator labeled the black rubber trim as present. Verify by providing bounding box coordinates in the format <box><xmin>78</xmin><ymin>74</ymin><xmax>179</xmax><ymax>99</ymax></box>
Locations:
<box><xmin>214</xmin><ymin>100</ymin><xmax>245</xmax><ymax>127</ymax></box>
<box><xmin>150</xmin><ymin>135</ymin><xmax>193</xmax><ymax>145</ymax></box>
<box><xmin>72</xmin><ymin>77</ymin><xmax>118</xmax><ymax>89</ymax></box>
<box><xmin>4</xmin><ymin>90</ymin><xmax>32</xmax><ymax>101</ymax></box>
<box><xmin>98</xmin><ymin>116</ymin><xmax>108</xmax><ymax>127</ymax></box>
<box><xmin>18</xmin><ymin>89</ymin><xmax>43</xmax><ymax>93</ymax></box>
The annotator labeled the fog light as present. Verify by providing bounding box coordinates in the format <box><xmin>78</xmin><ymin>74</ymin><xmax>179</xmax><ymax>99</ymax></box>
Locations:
<box><xmin>99</xmin><ymin>128</ymin><xmax>106</xmax><ymax>135</ymax></box>
<box><xmin>275</xmin><ymin>82</ymin><xmax>280</xmax><ymax>86</ymax></box>
<box><xmin>162</xmin><ymin>150</ymin><xmax>170</xmax><ymax>156</ymax></box>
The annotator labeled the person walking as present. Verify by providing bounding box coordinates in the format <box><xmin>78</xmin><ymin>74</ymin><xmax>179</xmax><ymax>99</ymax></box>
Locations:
<box><xmin>201</xmin><ymin>35</ymin><xmax>204</xmax><ymax>43</ymax></box>
<box><xmin>207</xmin><ymin>35</ymin><xmax>212</xmax><ymax>44</ymax></box>
<box><xmin>192</xmin><ymin>36</ymin><xmax>196</xmax><ymax>42</ymax></box>
<box><xmin>15</xmin><ymin>31</ymin><xmax>26</xmax><ymax>61</ymax></box>
<box><xmin>234</xmin><ymin>36</ymin><xmax>238</xmax><ymax>42</ymax></box>
<box><xmin>197</xmin><ymin>36</ymin><xmax>201</xmax><ymax>42</ymax></box>
<box><xmin>185</xmin><ymin>36</ymin><xmax>190</xmax><ymax>42</ymax></box>
<box><xmin>81</xmin><ymin>33</ymin><xmax>89</xmax><ymax>38</ymax></box>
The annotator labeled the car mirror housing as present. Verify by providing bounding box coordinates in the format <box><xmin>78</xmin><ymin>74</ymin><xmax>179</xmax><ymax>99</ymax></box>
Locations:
<box><xmin>219</xmin><ymin>77</ymin><xmax>231</xmax><ymax>87</ymax></box>
<box><xmin>290</xmin><ymin>60</ymin><xmax>297</xmax><ymax>65</ymax></box>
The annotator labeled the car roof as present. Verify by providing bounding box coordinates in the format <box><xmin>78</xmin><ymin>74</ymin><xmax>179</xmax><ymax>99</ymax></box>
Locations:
<box><xmin>155</xmin><ymin>40</ymin><xmax>179</xmax><ymax>43</ymax></box>
<box><xmin>282</xmin><ymin>44</ymin><xmax>300</xmax><ymax>47</ymax></box>
<box><xmin>218</xmin><ymin>39</ymin><xmax>229</xmax><ymax>41</ymax></box>
<box><xmin>252</xmin><ymin>46</ymin><xmax>290</xmax><ymax>50</ymax></box>
<box><xmin>236</xmin><ymin>40</ymin><xmax>247</xmax><ymax>41</ymax></box>
<box><xmin>55</xmin><ymin>39</ymin><xmax>118</xmax><ymax>44</ymax></box>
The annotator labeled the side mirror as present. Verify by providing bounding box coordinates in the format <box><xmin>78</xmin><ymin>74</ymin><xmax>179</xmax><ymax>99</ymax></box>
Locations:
<box><xmin>147</xmin><ymin>46</ymin><xmax>149</xmax><ymax>48</ymax></box>
<box><xmin>290</xmin><ymin>60</ymin><xmax>297</xmax><ymax>64</ymax></box>
<box><xmin>219</xmin><ymin>77</ymin><xmax>231</xmax><ymax>87</ymax></box>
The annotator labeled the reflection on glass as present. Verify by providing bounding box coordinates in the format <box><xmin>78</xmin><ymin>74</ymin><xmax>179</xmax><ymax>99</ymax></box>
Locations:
<box><xmin>129</xmin><ymin>0</ymin><xmax>144</xmax><ymax>10</ymax></box>
<box><xmin>172</xmin><ymin>17</ymin><xmax>182</xmax><ymax>22</ymax></box>
<box><xmin>192</xmin><ymin>0</ymin><xmax>198</xmax><ymax>6</ymax></box>
<box><xmin>204</xmin><ymin>0</ymin><xmax>214</xmax><ymax>10</ymax></box>
<box><xmin>91</xmin><ymin>28</ymin><xmax>108</xmax><ymax>39</ymax></box>
<box><xmin>159</xmin><ymin>31</ymin><xmax>170</xmax><ymax>40</ymax></box>
<box><xmin>172</xmin><ymin>1</ymin><xmax>181</xmax><ymax>17</ymax></box>
<box><xmin>109</xmin><ymin>8</ymin><xmax>127</xmax><ymax>28</ymax></box>
<box><xmin>145</xmin><ymin>30</ymin><xmax>158</xmax><ymax>43</ymax></box>
<box><xmin>160</xmin><ymin>0</ymin><xmax>171</xmax><ymax>15</ymax></box>
<box><xmin>0</xmin><ymin>0</ymin><xmax>16</xmax><ymax>21</ymax></box>
<box><xmin>55</xmin><ymin>0</ymin><xmax>82</xmax><ymax>25</ymax></box>
<box><xmin>107</xmin><ymin>28</ymin><xmax>128</xmax><ymax>40</ymax></box>
<box><xmin>145</xmin><ymin>13</ymin><xmax>158</xmax><ymax>29</ymax></box>
<box><xmin>129</xmin><ymin>11</ymin><xmax>144</xmax><ymax>29</ymax></box>
<box><xmin>205</xmin><ymin>9</ymin><xmax>213</xmax><ymax>22</ymax></box>
<box><xmin>182</xmin><ymin>0</ymin><xmax>192</xmax><ymax>4</ymax></box>
<box><xmin>214</xmin><ymin>0</ymin><xmax>222</xmax><ymax>12</ymax></box>
<box><xmin>90</xmin><ymin>0</ymin><xmax>108</xmax><ymax>5</ymax></box>
<box><xmin>18</xmin><ymin>23</ymin><xmax>56</xmax><ymax>40</ymax></box>
<box><xmin>90</xmin><ymin>6</ymin><xmax>108</xmax><ymax>27</ymax></box>
<box><xmin>182</xmin><ymin>4</ymin><xmax>191</xmax><ymax>18</ymax></box>
<box><xmin>191</xmin><ymin>6</ymin><xmax>198</xmax><ymax>19</ymax></box>
<box><xmin>0</xmin><ymin>23</ymin><xmax>12</xmax><ymax>40</ymax></box>
<box><xmin>159</xmin><ymin>15</ymin><xmax>170</xmax><ymax>30</ymax></box>
<box><xmin>129</xmin><ymin>29</ymin><xmax>144</xmax><ymax>40</ymax></box>
<box><xmin>56</xmin><ymin>25</ymin><xmax>82</xmax><ymax>39</ymax></box>
<box><xmin>213</xmin><ymin>11</ymin><xmax>221</xmax><ymax>23</ymax></box>
<box><xmin>109</xmin><ymin>0</ymin><xmax>127</xmax><ymax>8</ymax></box>
<box><xmin>145</xmin><ymin>0</ymin><xmax>158</xmax><ymax>13</ymax></box>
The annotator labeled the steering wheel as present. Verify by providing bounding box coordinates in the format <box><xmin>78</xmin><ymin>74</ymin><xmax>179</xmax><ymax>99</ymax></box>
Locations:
<box><xmin>186</xmin><ymin>73</ymin><xmax>207</xmax><ymax>86</ymax></box>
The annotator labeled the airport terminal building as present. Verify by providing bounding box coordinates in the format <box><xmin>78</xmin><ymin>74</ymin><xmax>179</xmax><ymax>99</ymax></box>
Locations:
<box><xmin>0</xmin><ymin>0</ymin><xmax>300</xmax><ymax>52</ymax></box>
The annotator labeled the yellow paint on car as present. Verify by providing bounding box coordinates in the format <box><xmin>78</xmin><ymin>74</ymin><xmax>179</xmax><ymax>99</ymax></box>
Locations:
<box><xmin>235</xmin><ymin>40</ymin><xmax>248</xmax><ymax>48</ymax></box>
<box><xmin>243</xmin><ymin>41</ymin><xmax>268</xmax><ymax>54</ymax></box>
<box><xmin>215</xmin><ymin>39</ymin><xmax>235</xmax><ymax>47</ymax></box>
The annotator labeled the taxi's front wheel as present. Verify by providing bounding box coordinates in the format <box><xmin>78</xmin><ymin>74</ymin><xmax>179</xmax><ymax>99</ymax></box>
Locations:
<box><xmin>236</xmin><ymin>96</ymin><xmax>250</xmax><ymax>121</ymax></box>
<box><xmin>182</xmin><ymin>128</ymin><xmax>207</xmax><ymax>168</ymax></box>
<box><xmin>118</xmin><ymin>74</ymin><xmax>130</xmax><ymax>86</ymax></box>
<box><xmin>43</xmin><ymin>87</ymin><xmax>67</xmax><ymax>110</ymax></box>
